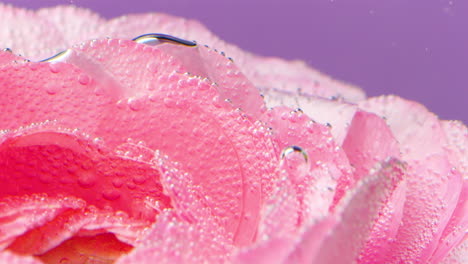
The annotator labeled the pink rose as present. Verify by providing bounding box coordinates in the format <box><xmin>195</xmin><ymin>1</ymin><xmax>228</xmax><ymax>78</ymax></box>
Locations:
<box><xmin>0</xmin><ymin>4</ymin><xmax>466</xmax><ymax>264</ymax></box>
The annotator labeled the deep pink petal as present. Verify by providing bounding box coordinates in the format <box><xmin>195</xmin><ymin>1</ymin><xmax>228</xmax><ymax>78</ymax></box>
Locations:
<box><xmin>313</xmin><ymin>159</ymin><xmax>406</xmax><ymax>263</ymax></box>
<box><xmin>0</xmin><ymin>195</ymin><xmax>84</xmax><ymax>250</ymax></box>
<box><xmin>0</xmin><ymin>126</ymin><xmax>171</xmax><ymax>220</ymax></box>
<box><xmin>359</xmin><ymin>95</ymin><xmax>463</xmax><ymax>262</ymax></box>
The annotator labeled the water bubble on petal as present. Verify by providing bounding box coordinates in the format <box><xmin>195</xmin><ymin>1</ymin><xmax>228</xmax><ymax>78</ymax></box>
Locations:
<box><xmin>48</xmin><ymin>62</ymin><xmax>62</xmax><ymax>73</ymax></box>
<box><xmin>132</xmin><ymin>33</ymin><xmax>197</xmax><ymax>47</ymax></box>
<box><xmin>112</xmin><ymin>178</ymin><xmax>124</xmax><ymax>188</ymax></box>
<box><xmin>127</xmin><ymin>97</ymin><xmax>145</xmax><ymax>111</ymax></box>
<box><xmin>78</xmin><ymin>74</ymin><xmax>90</xmax><ymax>85</ymax></box>
<box><xmin>41</xmin><ymin>49</ymin><xmax>72</xmax><ymax>63</ymax></box>
<box><xmin>102</xmin><ymin>189</ymin><xmax>121</xmax><ymax>201</ymax></box>
<box><xmin>280</xmin><ymin>145</ymin><xmax>309</xmax><ymax>183</ymax></box>
<box><xmin>77</xmin><ymin>172</ymin><xmax>97</xmax><ymax>188</ymax></box>
<box><xmin>280</xmin><ymin>145</ymin><xmax>309</xmax><ymax>163</ymax></box>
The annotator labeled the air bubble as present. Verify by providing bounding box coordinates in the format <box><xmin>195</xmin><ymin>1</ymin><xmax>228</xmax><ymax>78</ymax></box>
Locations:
<box><xmin>133</xmin><ymin>33</ymin><xmax>197</xmax><ymax>47</ymax></box>
<box><xmin>127</xmin><ymin>97</ymin><xmax>145</xmax><ymax>111</ymax></box>
<box><xmin>78</xmin><ymin>74</ymin><xmax>90</xmax><ymax>85</ymax></box>
<box><xmin>102</xmin><ymin>189</ymin><xmax>121</xmax><ymax>201</ymax></box>
<box><xmin>77</xmin><ymin>172</ymin><xmax>97</xmax><ymax>188</ymax></box>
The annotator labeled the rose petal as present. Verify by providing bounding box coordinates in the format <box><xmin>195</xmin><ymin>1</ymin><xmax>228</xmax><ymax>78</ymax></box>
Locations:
<box><xmin>0</xmin><ymin>49</ymin><xmax>24</xmax><ymax>66</ymax></box>
<box><xmin>0</xmin><ymin>126</ymin><xmax>171</xmax><ymax>219</ymax></box>
<box><xmin>37</xmin><ymin>6</ymin><xmax>105</xmax><ymax>48</ymax></box>
<box><xmin>261</xmin><ymin>88</ymin><xmax>358</xmax><ymax>145</ymax></box>
<box><xmin>441</xmin><ymin>120</ymin><xmax>467</xmax><ymax>177</ymax></box>
<box><xmin>285</xmin><ymin>216</ymin><xmax>337</xmax><ymax>264</ymax></box>
<box><xmin>313</xmin><ymin>159</ymin><xmax>407</xmax><ymax>263</ymax></box>
<box><xmin>0</xmin><ymin>251</ymin><xmax>42</xmax><ymax>264</ymax></box>
<box><xmin>0</xmin><ymin>195</ymin><xmax>85</xmax><ymax>250</ymax></box>
<box><xmin>429</xmin><ymin>179</ymin><xmax>468</xmax><ymax>263</ymax></box>
<box><xmin>359</xmin><ymin>95</ymin><xmax>464</xmax><ymax>262</ymax></box>
<box><xmin>265</xmin><ymin>106</ymin><xmax>353</xmax><ymax>211</ymax></box>
<box><xmin>2</xmin><ymin>5</ymin><xmax>364</xmax><ymax>104</ymax></box>
<box><xmin>0</xmin><ymin>45</ymin><xmax>274</xmax><ymax>246</ymax></box>
<box><xmin>0</xmin><ymin>4</ymin><xmax>65</xmax><ymax>60</ymax></box>
<box><xmin>340</xmin><ymin>110</ymin><xmax>400</xmax><ymax>193</ymax></box>
<box><xmin>70</xmin><ymin>38</ymin><xmax>265</xmax><ymax>118</ymax></box>
<box><xmin>440</xmin><ymin>238</ymin><xmax>468</xmax><ymax>264</ymax></box>
<box><xmin>0</xmin><ymin>61</ymin><xmax>118</xmax><ymax>132</ymax></box>
<box><xmin>116</xmin><ymin>210</ymin><xmax>233</xmax><ymax>264</ymax></box>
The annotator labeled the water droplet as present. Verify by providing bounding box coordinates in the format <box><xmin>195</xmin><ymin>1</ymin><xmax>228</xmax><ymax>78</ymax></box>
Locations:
<box><xmin>280</xmin><ymin>146</ymin><xmax>309</xmax><ymax>182</ymax></box>
<box><xmin>39</xmin><ymin>173</ymin><xmax>53</xmax><ymax>184</ymax></box>
<box><xmin>41</xmin><ymin>49</ymin><xmax>72</xmax><ymax>63</ymax></box>
<box><xmin>112</xmin><ymin>178</ymin><xmax>124</xmax><ymax>188</ymax></box>
<box><xmin>78</xmin><ymin>74</ymin><xmax>90</xmax><ymax>85</ymax></box>
<box><xmin>281</xmin><ymin>146</ymin><xmax>308</xmax><ymax>162</ymax></box>
<box><xmin>147</xmin><ymin>62</ymin><xmax>159</xmax><ymax>73</ymax></box>
<box><xmin>48</xmin><ymin>63</ymin><xmax>61</xmax><ymax>73</ymax></box>
<box><xmin>127</xmin><ymin>97</ymin><xmax>145</xmax><ymax>111</ymax></box>
<box><xmin>133</xmin><ymin>174</ymin><xmax>147</xmax><ymax>185</ymax></box>
<box><xmin>132</xmin><ymin>33</ymin><xmax>197</xmax><ymax>47</ymax></box>
<box><xmin>77</xmin><ymin>172</ymin><xmax>97</xmax><ymax>188</ymax></box>
<box><xmin>102</xmin><ymin>189</ymin><xmax>121</xmax><ymax>201</ymax></box>
<box><xmin>45</xmin><ymin>84</ymin><xmax>59</xmax><ymax>95</ymax></box>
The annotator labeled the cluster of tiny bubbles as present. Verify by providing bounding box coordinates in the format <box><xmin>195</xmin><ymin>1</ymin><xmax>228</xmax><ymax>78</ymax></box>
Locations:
<box><xmin>132</xmin><ymin>33</ymin><xmax>197</xmax><ymax>47</ymax></box>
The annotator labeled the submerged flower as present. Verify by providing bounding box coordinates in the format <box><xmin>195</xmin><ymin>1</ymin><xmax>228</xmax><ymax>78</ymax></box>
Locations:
<box><xmin>0</xmin><ymin>4</ymin><xmax>466</xmax><ymax>264</ymax></box>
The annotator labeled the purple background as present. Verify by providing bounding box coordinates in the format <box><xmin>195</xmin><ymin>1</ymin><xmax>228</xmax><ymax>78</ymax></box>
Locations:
<box><xmin>3</xmin><ymin>0</ymin><xmax>467</xmax><ymax>123</ymax></box>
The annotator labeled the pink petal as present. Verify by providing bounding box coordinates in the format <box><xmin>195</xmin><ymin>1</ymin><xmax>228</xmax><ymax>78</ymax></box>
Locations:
<box><xmin>0</xmin><ymin>251</ymin><xmax>42</xmax><ymax>264</ymax></box>
<box><xmin>429</xmin><ymin>179</ymin><xmax>468</xmax><ymax>263</ymax></box>
<box><xmin>0</xmin><ymin>195</ymin><xmax>85</xmax><ymax>250</ymax></box>
<box><xmin>313</xmin><ymin>159</ymin><xmax>407</xmax><ymax>263</ymax></box>
<box><xmin>234</xmin><ymin>237</ymin><xmax>297</xmax><ymax>264</ymax></box>
<box><xmin>440</xmin><ymin>238</ymin><xmax>468</xmax><ymax>264</ymax></box>
<box><xmin>264</xmin><ymin>106</ymin><xmax>353</xmax><ymax>212</ymax></box>
<box><xmin>0</xmin><ymin>4</ymin><xmax>65</xmax><ymax>60</ymax></box>
<box><xmin>5</xmin><ymin>5</ymin><xmax>364</xmax><ymax>103</ymax></box>
<box><xmin>0</xmin><ymin>41</ymin><xmax>274</xmax><ymax>246</ymax></box>
<box><xmin>341</xmin><ymin>110</ymin><xmax>400</xmax><ymax>187</ymax></box>
<box><xmin>37</xmin><ymin>6</ymin><xmax>105</xmax><ymax>48</ymax></box>
<box><xmin>251</xmin><ymin>57</ymin><xmax>366</xmax><ymax>102</ymax></box>
<box><xmin>441</xmin><ymin>120</ymin><xmax>467</xmax><ymax>176</ymax></box>
<box><xmin>232</xmin><ymin>175</ymin><xmax>300</xmax><ymax>264</ymax></box>
<box><xmin>261</xmin><ymin>89</ymin><xmax>358</xmax><ymax>145</ymax></box>
<box><xmin>71</xmin><ymin>38</ymin><xmax>265</xmax><ymax>118</ymax></box>
<box><xmin>116</xmin><ymin>210</ymin><xmax>233</xmax><ymax>264</ymax></box>
<box><xmin>0</xmin><ymin>49</ymin><xmax>24</xmax><ymax>66</ymax></box>
<box><xmin>285</xmin><ymin>216</ymin><xmax>337</xmax><ymax>264</ymax></box>
<box><xmin>359</xmin><ymin>95</ymin><xmax>464</xmax><ymax>262</ymax></box>
<box><xmin>0</xmin><ymin>61</ymin><xmax>118</xmax><ymax>132</ymax></box>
